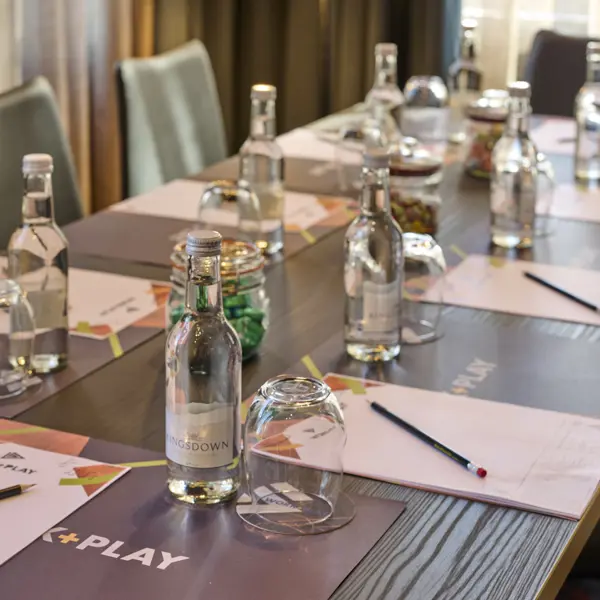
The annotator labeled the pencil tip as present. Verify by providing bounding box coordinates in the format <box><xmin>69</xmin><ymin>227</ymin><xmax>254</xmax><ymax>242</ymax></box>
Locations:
<box><xmin>23</xmin><ymin>484</ymin><xmax>36</xmax><ymax>491</ymax></box>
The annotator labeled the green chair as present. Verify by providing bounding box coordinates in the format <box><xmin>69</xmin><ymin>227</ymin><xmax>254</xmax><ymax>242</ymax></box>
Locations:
<box><xmin>0</xmin><ymin>77</ymin><xmax>83</xmax><ymax>250</ymax></box>
<box><xmin>116</xmin><ymin>40</ymin><xmax>228</xmax><ymax>199</ymax></box>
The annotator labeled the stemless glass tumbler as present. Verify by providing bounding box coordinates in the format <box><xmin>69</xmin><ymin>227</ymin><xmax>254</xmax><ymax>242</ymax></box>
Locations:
<box><xmin>0</xmin><ymin>279</ymin><xmax>36</xmax><ymax>399</ymax></box>
<box><xmin>240</xmin><ymin>375</ymin><xmax>355</xmax><ymax>535</ymax></box>
<box><xmin>402</xmin><ymin>233</ymin><xmax>447</xmax><ymax>345</ymax></box>
<box><xmin>197</xmin><ymin>180</ymin><xmax>262</xmax><ymax>243</ymax></box>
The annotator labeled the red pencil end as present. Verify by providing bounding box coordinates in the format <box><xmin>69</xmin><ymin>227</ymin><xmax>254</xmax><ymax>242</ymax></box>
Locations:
<box><xmin>477</xmin><ymin>468</ymin><xmax>487</xmax><ymax>478</ymax></box>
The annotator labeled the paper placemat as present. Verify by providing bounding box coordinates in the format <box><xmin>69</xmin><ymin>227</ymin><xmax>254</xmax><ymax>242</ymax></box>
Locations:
<box><xmin>277</xmin><ymin>127</ymin><xmax>363</xmax><ymax>166</ymax></box>
<box><xmin>0</xmin><ymin>441</ymin><xmax>129</xmax><ymax>566</ymax></box>
<box><xmin>531</xmin><ymin>118</ymin><xmax>576</xmax><ymax>156</ymax></box>
<box><xmin>0</xmin><ymin>267</ymin><xmax>168</xmax><ymax>419</ymax></box>
<box><xmin>426</xmin><ymin>254</ymin><xmax>600</xmax><ymax>326</ymax></box>
<box><xmin>287</xmin><ymin>319</ymin><xmax>600</xmax><ymax>418</ymax></box>
<box><xmin>111</xmin><ymin>178</ymin><xmax>353</xmax><ymax>234</ymax></box>
<box><xmin>0</xmin><ymin>420</ymin><xmax>405</xmax><ymax>600</ymax></box>
<box><xmin>266</xmin><ymin>374</ymin><xmax>600</xmax><ymax>519</ymax></box>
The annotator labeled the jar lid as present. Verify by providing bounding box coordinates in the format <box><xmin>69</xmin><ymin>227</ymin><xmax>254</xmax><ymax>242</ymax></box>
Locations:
<box><xmin>466</xmin><ymin>89</ymin><xmax>509</xmax><ymax>122</ymax></box>
<box><xmin>388</xmin><ymin>141</ymin><xmax>442</xmax><ymax>177</ymax></box>
<box><xmin>221</xmin><ymin>238</ymin><xmax>264</xmax><ymax>278</ymax></box>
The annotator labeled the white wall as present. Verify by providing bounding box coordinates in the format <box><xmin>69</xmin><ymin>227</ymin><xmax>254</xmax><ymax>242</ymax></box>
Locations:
<box><xmin>462</xmin><ymin>0</ymin><xmax>600</xmax><ymax>90</ymax></box>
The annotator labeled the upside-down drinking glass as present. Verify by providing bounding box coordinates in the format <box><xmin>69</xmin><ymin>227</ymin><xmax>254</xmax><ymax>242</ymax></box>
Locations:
<box><xmin>402</xmin><ymin>233</ymin><xmax>447</xmax><ymax>345</ymax></box>
<box><xmin>240</xmin><ymin>375</ymin><xmax>355</xmax><ymax>535</ymax></box>
<box><xmin>197</xmin><ymin>180</ymin><xmax>263</xmax><ymax>244</ymax></box>
<box><xmin>0</xmin><ymin>279</ymin><xmax>36</xmax><ymax>399</ymax></box>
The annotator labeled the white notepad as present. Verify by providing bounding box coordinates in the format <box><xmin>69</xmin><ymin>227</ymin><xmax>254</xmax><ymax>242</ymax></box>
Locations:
<box><xmin>258</xmin><ymin>375</ymin><xmax>600</xmax><ymax>520</ymax></box>
<box><xmin>530</xmin><ymin>118</ymin><xmax>576</xmax><ymax>156</ymax></box>
<box><xmin>424</xmin><ymin>254</ymin><xmax>600</xmax><ymax>326</ymax></box>
<box><xmin>0</xmin><ymin>442</ymin><xmax>128</xmax><ymax>566</ymax></box>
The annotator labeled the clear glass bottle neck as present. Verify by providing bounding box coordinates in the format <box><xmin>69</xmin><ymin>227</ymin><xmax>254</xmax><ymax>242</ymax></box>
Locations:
<box><xmin>586</xmin><ymin>57</ymin><xmax>600</xmax><ymax>84</ymax></box>
<box><xmin>374</xmin><ymin>54</ymin><xmax>398</xmax><ymax>86</ymax></box>
<box><xmin>505</xmin><ymin>97</ymin><xmax>531</xmax><ymax>135</ymax></box>
<box><xmin>460</xmin><ymin>29</ymin><xmax>477</xmax><ymax>61</ymax></box>
<box><xmin>249</xmin><ymin>98</ymin><xmax>277</xmax><ymax>140</ymax></box>
<box><xmin>360</xmin><ymin>167</ymin><xmax>391</xmax><ymax>214</ymax></box>
<box><xmin>22</xmin><ymin>172</ymin><xmax>54</xmax><ymax>224</ymax></box>
<box><xmin>185</xmin><ymin>255</ymin><xmax>223</xmax><ymax>314</ymax></box>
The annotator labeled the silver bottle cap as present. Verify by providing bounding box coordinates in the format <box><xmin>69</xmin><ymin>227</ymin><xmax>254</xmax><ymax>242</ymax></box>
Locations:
<box><xmin>22</xmin><ymin>153</ymin><xmax>53</xmax><ymax>174</ymax></box>
<box><xmin>508</xmin><ymin>81</ymin><xmax>531</xmax><ymax>98</ymax></box>
<box><xmin>251</xmin><ymin>84</ymin><xmax>277</xmax><ymax>101</ymax></box>
<box><xmin>375</xmin><ymin>43</ymin><xmax>397</xmax><ymax>57</ymax></box>
<box><xmin>186</xmin><ymin>230</ymin><xmax>222</xmax><ymax>257</ymax></box>
<box><xmin>363</xmin><ymin>148</ymin><xmax>390</xmax><ymax>170</ymax></box>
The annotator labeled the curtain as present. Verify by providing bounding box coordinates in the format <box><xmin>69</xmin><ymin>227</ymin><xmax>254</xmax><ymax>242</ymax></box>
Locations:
<box><xmin>17</xmin><ymin>0</ymin><xmax>458</xmax><ymax>213</ymax></box>
<box><xmin>20</xmin><ymin>0</ymin><xmax>152</xmax><ymax>213</ymax></box>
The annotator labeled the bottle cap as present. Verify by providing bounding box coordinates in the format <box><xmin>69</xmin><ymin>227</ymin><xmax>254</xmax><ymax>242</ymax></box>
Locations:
<box><xmin>507</xmin><ymin>81</ymin><xmax>531</xmax><ymax>98</ymax></box>
<box><xmin>22</xmin><ymin>153</ymin><xmax>53</xmax><ymax>174</ymax></box>
<box><xmin>363</xmin><ymin>148</ymin><xmax>390</xmax><ymax>170</ymax></box>
<box><xmin>186</xmin><ymin>230</ymin><xmax>222</xmax><ymax>257</ymax></box>
<box><xmin>587</xmin><ymin>41</ymin><xmax>600</xmax><ymax>55</ymax></box>
<box><xmin>461</xmin><ymin>17</ymin><xmax>478</xmax><ymax>31</ymax></box>
<box><xmin>251</xmin><ymin>84</ymin><xmax>277</xmax><ymax>101</ymax></box>
<box><xmin>375</xmin><ymin>43</ymin><xmax>397</xmax><ymax>57</ymax></box>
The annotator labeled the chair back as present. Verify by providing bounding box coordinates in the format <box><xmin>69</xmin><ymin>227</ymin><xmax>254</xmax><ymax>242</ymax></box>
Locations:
<box><xmin>524</xmin><ymin>30</ymin><xmax>599</xmax><ymax>117</ymax></box>
<box><xmin>0</xmin><ymin>77</ymin><xmax>83</xmax><ymax>249</ymax></box>
<box><xmin>116</xmin><ymin>40</ymin><xmax>228</xmax><ymax>199</ymax></box>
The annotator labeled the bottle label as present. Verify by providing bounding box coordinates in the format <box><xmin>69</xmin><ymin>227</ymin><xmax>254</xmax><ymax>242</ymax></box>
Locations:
<box><xmin>362</xmin><ymin>279</ymin><xmax>401</xmax><ymax>335</ymax></box>
<box><xmin>577</xmin><ymin>129</ymin><xmax>600</xmax><ymax>161</ymax></box>
<box><xmin>491</xmin><ymin>175</ymin><xmax>536</xmax><ymax>225</ymax></box>
<box><xmin>166</xmin><ymin>404</ymin><xmax>236</xmax><ymax>469</ymax></box>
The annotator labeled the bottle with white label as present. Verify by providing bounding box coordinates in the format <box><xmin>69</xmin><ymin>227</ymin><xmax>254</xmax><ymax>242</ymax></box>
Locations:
<box><xmin>239</xmin><ymin>84</ymin><xmax>284</xmax><ymax>255</ymax></box>
<box><xmin>165</xmin><ymin>230</ymin><xmax>242</xmax><ymax>505</ymax></box>
<box><xmin>8</xmin><ymin>154</ymin><xmax>68</xmax><ymax>373</ymax></box>
<box><xmin>490</xmin><ymin>82</ymin><xmax>538</xmax><ymax>249</ymax></box>
<box><xmin>344</xmin><ymin>150</ymin><xmax>404</xmax><ymax>362</ymax></box>
<box><xmin>575</xmin><ymin>42</ymin><xmax>600</xmax><ymax>182</ymax></box>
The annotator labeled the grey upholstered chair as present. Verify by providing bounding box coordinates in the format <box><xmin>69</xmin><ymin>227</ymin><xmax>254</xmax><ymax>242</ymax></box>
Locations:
<box><xmin>116</xmin><ymin>40</ymin><xmax>228</xmax><ymax>199</ymax></box>
<box><xmin>524</xmin><ymin>30</ymin><xmax>600</xmax><ymax>117</ymax></box>
<box><xmin>0</xmin><ymin>76</ymin><xmax>83</xmax><ymax>250</ymax></box>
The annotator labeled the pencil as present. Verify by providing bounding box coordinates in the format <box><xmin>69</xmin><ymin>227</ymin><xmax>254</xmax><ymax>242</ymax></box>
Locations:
<box><xmin>0</xmin><ymin>483</ymin><xmax>36</xmax><ymax>502</ymax></box>
<box><xmin>523</xmin><ymin>271</ymin><xmax>598</xmax><ymax>313</ymax></box>
<box><xmin>367</xmin><ymin>400</ymin><xmax>487</xmax><ymax>478</ymax></box>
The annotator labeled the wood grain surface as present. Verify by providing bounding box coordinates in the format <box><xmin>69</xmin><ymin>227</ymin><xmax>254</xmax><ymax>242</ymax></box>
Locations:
<box><xmin>13</xmin><ymin>116</ymin><xmax>600</xmax><ymax>600</ymax></box>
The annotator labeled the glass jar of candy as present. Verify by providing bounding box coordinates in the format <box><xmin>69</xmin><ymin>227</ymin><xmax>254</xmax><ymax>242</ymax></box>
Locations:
<box><xmin>167</xmin><ymin>238</ymin><xmax>269</xmax><ymax>360</ymax></box>
<box><xmin>464</xmin><ymin>90</ymin><xmax>508</xmax><ymax>180</ymax></box>
<box><xmin>388</xmin><ymin>145</ymin><xmax>443</xmax><ymax>236</ymax></box>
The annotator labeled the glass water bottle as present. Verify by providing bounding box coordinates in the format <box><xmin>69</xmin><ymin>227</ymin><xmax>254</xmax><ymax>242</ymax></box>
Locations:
<box><xmin>575</xmin><ymin>42</ymin><xmax>600</xmax><ymax>182</ymax></box>
<box><xmin>344</xmin><ymin>150</ymin><xmax>404</xmax><ymax>362</ymax></box>
<box><xmin>490</xmin><ymin>82</ymin><xmax>538</xmax><ymax>249</ymax></box>
<box><xmin>448</xmin><ymin>18</ymin><xmax>483</xmax><ymax>143</ymax></box>
<box><xmin>8</xmin><ymin>154</ymin><xmax>68</xmax><ymax>373</ymax></box>
<box><xmin>365</xmin><ymin>43</ymin><xmax>404</xmax><ymax>141</ymax></box>
<box><xmin>239</xmin><ymin>84</ymin><xmax>285</xmax><ymax>255</ymax></box>
<box><xmin>165</xmin><ymin>230</ymin><xmax>242</xmax><ymax>505</ymax></box>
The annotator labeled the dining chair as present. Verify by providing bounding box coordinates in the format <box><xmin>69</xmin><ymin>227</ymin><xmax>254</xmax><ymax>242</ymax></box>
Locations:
<box><xmin>116</xmin><ymin>40</ymin><xmax>228</xmax><ymax>199</ymax></box>
<box><xmin>0</xmin><ymin>76</ymin><xmax>83</xmax><ymax>250</ymax></box>
<box><xmin>524</xmin><ymin>29</ymin><xmax>599</xmax><ymax>117</ymax></box>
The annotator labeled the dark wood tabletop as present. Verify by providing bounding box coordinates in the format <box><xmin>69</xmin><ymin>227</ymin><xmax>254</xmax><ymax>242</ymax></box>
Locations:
<box><xmin>11</xmin><ymin>115</ymin><xmax>600</xmax><ymax>600</ymax></box>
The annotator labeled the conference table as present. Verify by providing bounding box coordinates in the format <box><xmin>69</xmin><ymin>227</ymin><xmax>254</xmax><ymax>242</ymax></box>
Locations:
<box><xmin>11</xmin><ymin>110</ymin><xmax>600</xmax><ymax>600</ymax></box>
